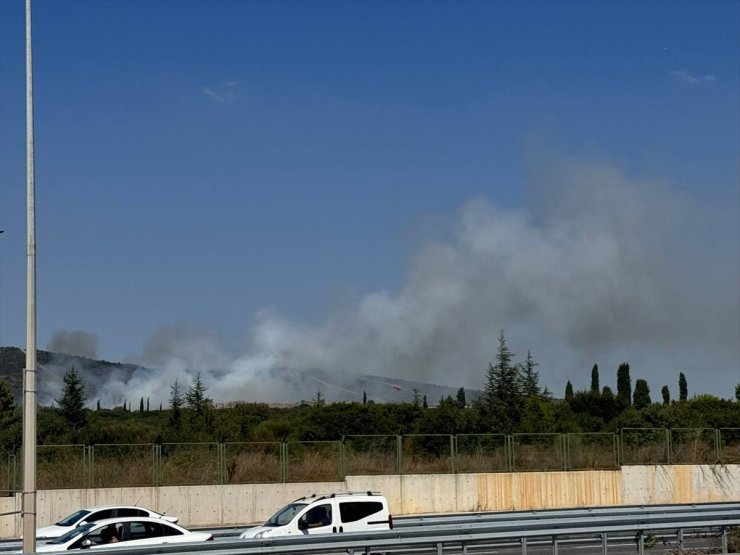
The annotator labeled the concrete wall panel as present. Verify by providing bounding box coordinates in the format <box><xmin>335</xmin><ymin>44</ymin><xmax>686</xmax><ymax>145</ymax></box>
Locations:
<box><xmin>1</xmin><ymin>465</ymin><xmax>737</xmax><ymax>539</ymax></box>
<box><xmin>622</xmin><ymin>465</ymin><xmax>740</xmax><ymax>505</ymax></box>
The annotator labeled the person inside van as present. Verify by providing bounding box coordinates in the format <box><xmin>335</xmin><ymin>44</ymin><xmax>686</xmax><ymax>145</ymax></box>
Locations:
<box><xmin>305</xmin><ymin>505</ymin><xmax>331</xmax><ymax>528</ymax></box>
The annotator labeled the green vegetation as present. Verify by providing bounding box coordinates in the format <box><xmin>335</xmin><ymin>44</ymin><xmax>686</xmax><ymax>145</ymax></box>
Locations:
<box><xmin>0</xmin><ymin>338</ymin><xmax>739</xmax><ymax>490</ymax></box>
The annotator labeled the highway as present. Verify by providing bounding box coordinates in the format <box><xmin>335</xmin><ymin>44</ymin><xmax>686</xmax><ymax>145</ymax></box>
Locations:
<box><xmin>0</xmin><ymin>502</ymin><xmax>737</xmax><ymax>554</ymax></box>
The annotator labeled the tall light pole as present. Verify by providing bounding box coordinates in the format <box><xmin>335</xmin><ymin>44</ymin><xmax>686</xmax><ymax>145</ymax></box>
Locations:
<box><xmin>22</xmin><ymin>0</ymin><xmax>37</xmax><ymax>551</ymax></box>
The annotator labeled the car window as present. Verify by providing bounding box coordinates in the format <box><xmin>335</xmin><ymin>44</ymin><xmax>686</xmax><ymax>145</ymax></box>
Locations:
<box><xmin>299</xmin><ymin>504</ymin><xmax>332</xmax><ymax>529</ymax></box>
<box><xmin>265</xmin><ymin>502</ymin><xmax>307</xmax><ymax>526</ymax></box>
<box><xmin>129</xmin><ymin>521</ymin><xmax>164</xmax><ymax>540</ymax></box>
<box><xmin>56</xmin><ymin>510</ymin><xmax>90</xmax><ymax>527</ymax></box>
<box><xmin>87</xmin><ymin>509</ymin><xmax>113</xmax><ymax>522</ymax></box>
<box><xmin>116</xmin><ymin>508</ymin><xmax>141</xmax><ymax>518</ymax></box>
<box><xmin>339</xmin><ymin>501</ymin><xmax>383</xmax><ymax>523</ymax></box>
<box><xmin>161</xmin><ymin>523</ymin><xmax>183</xmax><ymax>536</ymax></box>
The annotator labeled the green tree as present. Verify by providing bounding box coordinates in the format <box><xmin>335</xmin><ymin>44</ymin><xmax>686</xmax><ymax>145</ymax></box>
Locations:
<box><xmin>633</xmin><ymin>379</ymin><xmax>651</xmax><ymax>409</ymax></box>
<box><xmin>412</xmin><ymin>388</ymin><xmax>422</xmax><ymax>408</ymax></box>
<box><xmin>139</xmin><ymin>397</ymin><xmax>144</xmax><ymax>412</ymax></box>
<box><xmin>57</xmin><ymin>367</ymin><xmax>87</xmax><ymax>430</ymax></box>
<box><xmin>362</xmin><ymin>390</ymin><xmax>367</xmax><ymax>405</ymax></box>
<box><xmin>456</xmin><ymin>387</ymin><xmax>466</xmax><ymax>408</ymax></box>
<box><xmin>617</xmin><ymin>363</ymin><xmax>632</xmax><ymax>406</ymax></box>
<box><xmin>564</xmin><ymin>381</ymin><xmax>574</xmax><ymax>402</ymax></box>
<box><xmin>0</xmin><ymin>379</ymin><xmax>21</xmax><ymax>451</ymax></box>
<box><xmin>169</xmin><ymin>379</ymin><xmax>183</xmax><ymax>429</ymax></box>
<box><xmin>185</xmin><ymin>372</ymin><xmax>213</xmax><ymax>414</ymax></box>
<box><xmin>482</xmin><ymin>330</ymin><xmax>522</xmax><ymax>431</ymax></box>
<box><xmin>520</xmin><ymin>350</ymin><xmax>541</xmax><ymax>397</ymax></box>
<box><xmin>312</xmin><ymin>391</ymin><xmax>325</xmax><ymax>406</ymax></box>
<box><xmin>661</xmin><ymin>386</ymin><xmax>670</xmax><ymax>405</ymax></box>
<box><xmin>736</xmin><ymin>383</ymin><xmax>740</xmax><ymax>402</ymax></box>
<box><xmin>590</xmin><ymin>364</ymin><xmax>600</xmax><ymax>394</ymax></box>
<box><xmin>679</xmin><ymin>372</ymin><xmax>688</xmax><ymax>402</ymax></box>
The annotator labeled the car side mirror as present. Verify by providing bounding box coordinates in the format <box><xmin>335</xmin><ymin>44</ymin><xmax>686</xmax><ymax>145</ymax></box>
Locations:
<box><xmin>78</xmin><ymin>521</ymin><xmax>87</xmax><ymax>527</ymax></box>
<box><xmin>81</xmin><ymin>538</ymin><xmax>93</xmax><ymax>549</ymax></box>
<box><xmin>298</xmin><ymin>520</ymin><xmax>308</xmax><ymax>531</ymax></box>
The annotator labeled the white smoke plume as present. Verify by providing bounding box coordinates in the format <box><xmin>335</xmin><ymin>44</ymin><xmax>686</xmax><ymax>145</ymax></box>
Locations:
<box><xmin>85</xmin><ymin>154</ymin><xmax>740</xmax><ymax>405</ymax></box>
<box><xmin>46</xmin><ymin>330</ymin><xmax>99</xmax><ymax>359</ymax></box>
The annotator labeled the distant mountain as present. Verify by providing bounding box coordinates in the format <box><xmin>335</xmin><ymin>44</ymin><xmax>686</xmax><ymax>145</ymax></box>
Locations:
<box><xmin>0</xmin><ymin>347</ymin><xmax>480</xmax><ymax>406</ymax></box>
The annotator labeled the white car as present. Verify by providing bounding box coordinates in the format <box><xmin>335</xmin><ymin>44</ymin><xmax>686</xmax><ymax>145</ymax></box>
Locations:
<box><xmin>36</xmin><ymin>506</ymin><xmax>178</xmax><ymax>539</ymax></box>
<box><xmin>240</xmin><ymin>491</ymin><xmax>392</xmax><ymax>539</ymax></box>
<box><xmin>33</xmin><ymin>516</ymin><xmax>213</xmax><ymax>551</ymax></box>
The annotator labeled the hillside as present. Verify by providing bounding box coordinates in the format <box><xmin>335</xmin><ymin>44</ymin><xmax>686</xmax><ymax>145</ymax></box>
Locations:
<box><xmin>0</xmin><ymin>346</ymin><xmax>479</xmax><ymax>406</ymax></box>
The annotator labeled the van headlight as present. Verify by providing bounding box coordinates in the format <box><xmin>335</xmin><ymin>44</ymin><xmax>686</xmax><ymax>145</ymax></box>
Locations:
<box><xmin>254</xmin><ymin>530</ymin><xmax>270</xmax><ymax>539</ymax></box>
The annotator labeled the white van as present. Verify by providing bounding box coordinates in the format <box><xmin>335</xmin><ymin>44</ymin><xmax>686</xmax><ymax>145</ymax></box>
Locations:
<box><xmin>239</xmin><ymin>492</ymin><xmax>392</xmax><ymax>539</ymax></box>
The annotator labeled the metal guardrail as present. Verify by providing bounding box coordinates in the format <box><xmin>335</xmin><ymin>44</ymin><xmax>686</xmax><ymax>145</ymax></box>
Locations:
<box><xmin>1</xmin><ymin>502</ymin><xmax>738</xmax><ymax>554</ymax></box>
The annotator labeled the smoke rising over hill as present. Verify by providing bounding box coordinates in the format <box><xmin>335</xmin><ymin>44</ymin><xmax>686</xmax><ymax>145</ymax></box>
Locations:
<box><xmin>36</xmin><ymin>154</ymin><xmax>740</xmax><ymax>405</ymax></box>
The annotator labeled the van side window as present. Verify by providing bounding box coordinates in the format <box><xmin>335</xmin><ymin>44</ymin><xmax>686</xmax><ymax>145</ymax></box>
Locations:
<box><xmin>339</xmin><ymin>501</ymin><xmax>383</xmax><ymax>523</ymax></box>
<box><xmin>301</xmin><ymin>504</ymin><xmax>332</xmax><ymax>528</ymax></box>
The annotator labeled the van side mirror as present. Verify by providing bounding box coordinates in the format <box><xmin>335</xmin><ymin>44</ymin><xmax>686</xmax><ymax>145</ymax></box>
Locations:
<box><xmin>298</xmin><ymin>520</ymin><xmax>308</xmax><ymax>531</ymax></box>
<box><xmin>81</xmin><ymin>538</ymin><xmax>92</xmax><ymax>549</ymax></box>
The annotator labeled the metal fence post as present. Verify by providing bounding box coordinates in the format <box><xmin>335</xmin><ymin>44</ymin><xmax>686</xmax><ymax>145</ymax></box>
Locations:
<box><xmin>721</xmin><ymin>526</ymin><xmax>728</xmax><ymax>554</ymax></box>
<box><xmin>281</xmin><ymin>442</ymin><xmax>287</xmax><ymax>483</ymax></box>
<box><xmin>714</xmin><ymin>429</ymin><xmax>721</xmax><ymax>463</ymax></box>
<box><xmin>86</xmin><ymin>445</ymin><xmax>93</xmax><ymax>488</ymax></box>
<box><xmin>507</xmin><ymin>435</ymin><xmax>513</xmax><ymax>472</ymax></box>
<box><xmin>450</xmin><ymin>435</ymin><xmax>456</xmax><ymax>474</ymax></box>
<box><xmin>396</xmin><ymin>436</ymin><xmax>402</xmax><ymax>475</ymax></box>
<box><xmin>601</xmin><ymin>532</ymin><xmax>608</xmax><ymax>555</ymax></box>
<box><xmin>340</xmin><ymin>437</ymin><xmax>346</xmax><ymax>480</ymax></box>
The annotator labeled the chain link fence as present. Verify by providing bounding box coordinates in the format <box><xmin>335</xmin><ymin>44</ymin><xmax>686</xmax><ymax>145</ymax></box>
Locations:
<box><xmin>3</xmin><ymin>428</ymin><xmax>736</xmax><ymax>489</ymax></box>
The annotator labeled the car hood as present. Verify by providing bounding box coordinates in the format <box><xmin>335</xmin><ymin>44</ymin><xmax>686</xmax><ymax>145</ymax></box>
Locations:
<box><xmin>35</xmin><ymin>525</ymin><xmax>70</xmax><ymax>539</ymax></box>
<box><xmin>240</xmin><ymin>525</ymin><xmax>273</xmax><ymax>539</ymax></box>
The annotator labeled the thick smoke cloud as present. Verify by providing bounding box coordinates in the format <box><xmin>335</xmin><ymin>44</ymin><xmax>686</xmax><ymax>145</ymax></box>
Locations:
<box><xmin>46</xmin><ymin>330</ymin><xmax>99</xmax><ymax>359</ymax></box>
<box><xmin>91</xmin><ymin>155</ymin><xmax>740</xmax><ymax>405</ymax></box>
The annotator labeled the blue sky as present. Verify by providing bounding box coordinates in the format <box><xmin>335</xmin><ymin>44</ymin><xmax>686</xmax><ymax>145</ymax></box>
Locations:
<box><xmin>1</xmin><ymin>0</ymin><xmax>738</xmax><ymax>403</ymax></box>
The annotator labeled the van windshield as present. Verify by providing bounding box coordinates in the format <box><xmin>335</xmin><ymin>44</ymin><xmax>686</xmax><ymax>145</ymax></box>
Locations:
<box><xmin>265</xmin><ymin>503</ymin><xmax>308</xmax><ymax>527</ymax></box>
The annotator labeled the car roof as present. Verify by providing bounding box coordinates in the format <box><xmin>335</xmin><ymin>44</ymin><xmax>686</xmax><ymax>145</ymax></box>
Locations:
<box><xmin>85</xmin><ymin>516</ymin><xmax>179</xmax><ymax>527</ymax></box>
<box><xmin>76</xmin><ymin>505</ymin><xmax>156</xmax><ymax>512</ymax></box>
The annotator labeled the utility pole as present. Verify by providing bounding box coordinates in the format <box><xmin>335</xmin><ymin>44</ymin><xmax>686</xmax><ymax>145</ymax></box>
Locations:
<box><xmin>22</xmin><ymin>0</ymin><xmax>37</xmax><ymax>551</ymax></box>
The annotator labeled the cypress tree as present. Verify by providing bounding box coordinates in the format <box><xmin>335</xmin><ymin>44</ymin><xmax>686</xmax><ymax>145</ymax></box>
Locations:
<box><xmin>633</xmin><ymin>379</ymin><xmax>651</xmax><ymax>409</ymax></box>
<box><xmin>661</xmin><ymin>386</ymin><xmax>670</xmax><ymax>405</ymax></box>
<box><xmin>679</xmin><ymin>372</ymin><xmax>688</xmax><ymax>401</ymax></box>
<box><xmin>564</xmin><ymin>381</ymin><xmax>574</xmax><ymax>402</ymax></box>
<box><xmin>617</xmin><ymin>363</ymin><xmax>632</xmax><ymax>406</ymax></box>
<box><xmin>590</xmin><ymin>364</ymin><xmax>600</xmax><ymax>394</ymax></box>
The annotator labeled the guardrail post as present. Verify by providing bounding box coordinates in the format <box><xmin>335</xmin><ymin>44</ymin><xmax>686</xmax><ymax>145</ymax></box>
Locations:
<box><xmin>601</xmin><ymin>532</ymin><xmax>607</xmax><ymax>554</ymax></box>
<box><xmin>636</xmin><ymin>531</ymin><xmax>644</xmax><ymax>555</ymax></box>
<box><xmin>721</xmin><ymin>526</ymin><xmax>728</xmax><ymax>554</ymax></box>
<box><xmin>677</xmin><ymin>528</ymin><xmax>684</xmax><ymax>553</ymax></box>
<box><xmin>552</xmin><ymin>535</ymin><xmax>558</xmax><ymax>555</ymax></box>
<box><xmin>521</xmin><ymin>537</ymin><xmax>527</xmax><ymax>555</ymax></box>
<box><xmin>437</xmin><ymin>542</ymin><xmax>443</xmax><ymax>555</ymax></box>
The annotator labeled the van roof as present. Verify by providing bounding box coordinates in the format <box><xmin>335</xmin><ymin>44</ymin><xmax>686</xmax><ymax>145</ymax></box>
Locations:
<box><xmin>292</xmin><ymin>491</ymin><xmax>384</xmax><ymax>503</ymax></box>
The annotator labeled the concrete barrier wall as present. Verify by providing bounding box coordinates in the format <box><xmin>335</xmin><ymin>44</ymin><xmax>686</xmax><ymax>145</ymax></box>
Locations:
<box><xmin>1</xmin><ymin>464</ymin><xmax>737</xmax><ymax>538</ymax></box>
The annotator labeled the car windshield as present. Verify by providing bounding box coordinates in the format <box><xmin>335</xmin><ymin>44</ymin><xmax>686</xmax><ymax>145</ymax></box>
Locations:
<box><xmin>55</xmin><ymin>510</ymin><xmax>91</xmax><ymax>527</ymax></box>
<box><xmin>46</xmin><ymin>523</ymin><xmax>95</xmax><ymax>545</ymax></box>
<box><xmin>265</xmin><ymin>503</ymin><xmax>308</xmax><ymax>527</ymax></box>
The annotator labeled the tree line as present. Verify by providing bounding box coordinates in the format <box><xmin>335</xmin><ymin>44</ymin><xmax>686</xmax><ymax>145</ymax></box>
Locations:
<box><xmin>1</xmin><ymin>331</ymin><xmax>738</xmax><ymax>453</ymax></box>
